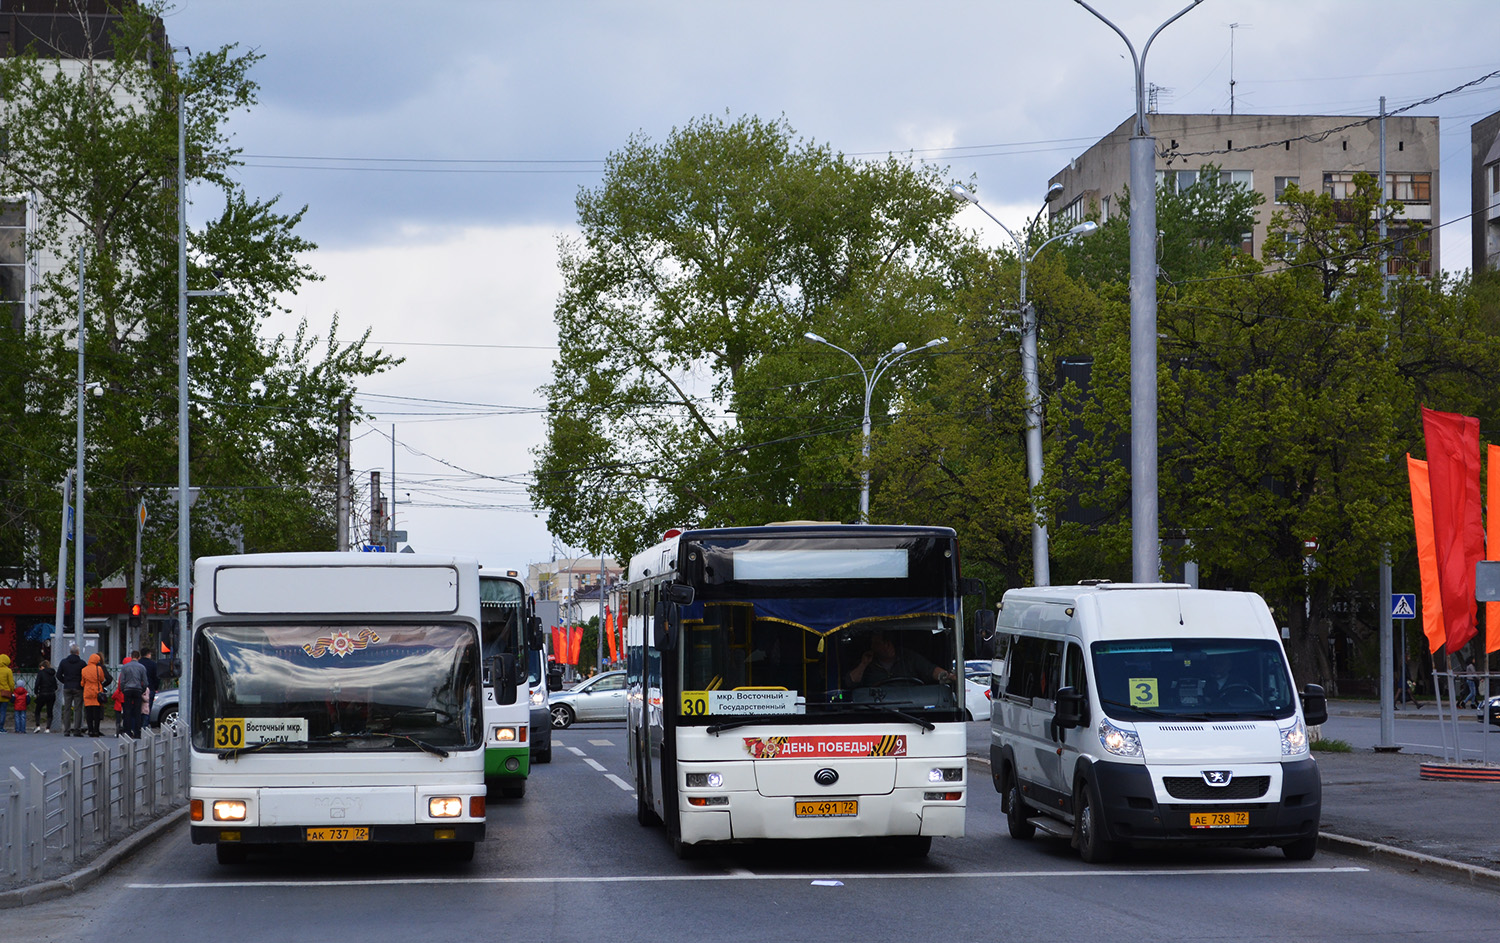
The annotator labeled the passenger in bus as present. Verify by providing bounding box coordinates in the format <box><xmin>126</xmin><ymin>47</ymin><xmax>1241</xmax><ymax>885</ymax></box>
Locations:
<box><xmin>847</xmin><ymin>630</ymin><xmax>955</xmax><ymax>687</ymax></box>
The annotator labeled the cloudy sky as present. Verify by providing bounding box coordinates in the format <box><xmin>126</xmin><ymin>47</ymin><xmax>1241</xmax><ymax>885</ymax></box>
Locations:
<box><xmin>161</xmin><ymin>0</ymin><xmax>1500</xmax><ymax>571</ymax></box>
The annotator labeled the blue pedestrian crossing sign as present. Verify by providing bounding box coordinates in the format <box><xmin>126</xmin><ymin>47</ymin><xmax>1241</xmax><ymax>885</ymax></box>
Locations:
<box><xmin>1391</xmin><ymin>594</ymin><xmax>1416</xmax><ymax>620</ymax></box>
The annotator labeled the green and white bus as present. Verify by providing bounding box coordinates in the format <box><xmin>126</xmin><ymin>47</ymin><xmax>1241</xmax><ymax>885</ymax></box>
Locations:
<box><xmin>480</xmin><ymin>572</ymin><xmax>539</xmax><ymax>797</ymax></box>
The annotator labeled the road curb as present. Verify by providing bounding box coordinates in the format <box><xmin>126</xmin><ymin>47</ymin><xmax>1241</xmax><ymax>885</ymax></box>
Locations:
<box><xmin>1317</xmin><ymin>830</ymin><xmax>1500</xmax><ymax>891</ymax></box>
<box><xmin>0</xmin><ymin>805</ymin><xmax>188</xmax><ymax>910</ymax></box>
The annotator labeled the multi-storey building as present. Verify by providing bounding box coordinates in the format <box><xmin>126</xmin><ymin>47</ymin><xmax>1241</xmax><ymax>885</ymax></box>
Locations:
<box><xmin>1473</xmin><ymin>108</ymin><xmax>1500</xmax><ymax>274</ymax></box>
<box><xmin>1048</xmin><ymin>113</ymin><xmax>1441</xmax><ymax>275</ymax></box>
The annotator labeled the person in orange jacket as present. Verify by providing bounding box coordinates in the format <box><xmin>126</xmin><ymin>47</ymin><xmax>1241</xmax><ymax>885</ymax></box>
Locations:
<box><xmin>81</xmin><ymin>653</ymin><xmax>111</xmax><ymax>737</ymax></box>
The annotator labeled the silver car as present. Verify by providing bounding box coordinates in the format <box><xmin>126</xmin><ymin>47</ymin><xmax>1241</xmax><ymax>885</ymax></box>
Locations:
<box><xmin>549</xmin><ymin>670</ymin><xmax>626</xmax><ymax>728</ymax></box>
<box><xmin>148</xmin><ymin>688</ymin><xmax>180</xmax><ymax>727</ymax></box>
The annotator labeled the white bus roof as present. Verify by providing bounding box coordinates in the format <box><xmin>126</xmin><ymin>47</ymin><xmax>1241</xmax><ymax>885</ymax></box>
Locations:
<box><xmin>195</xmin><ymin>552</ymin><xmax>480</xmax><ymax>620</ymax></box>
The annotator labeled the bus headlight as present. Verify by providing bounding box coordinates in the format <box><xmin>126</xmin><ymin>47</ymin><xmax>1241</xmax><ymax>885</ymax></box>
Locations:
<box><xmin>493</xmin><ymin>726</ymin><xmax>518</xmax><ymax>742</ymax></box>
<box><xmin>1280</xmin><ymin>717</ymin><xmax>1309</xmax><ymax>755</ymax></box>
<box><xmin>928</xmin><ymin>767</ymin><xmax>964</xmax><ymax>783</ymax></box>
<box><xmin>686</xmin><ymin>772</ymin><xmax>723</xmax><ymax>788</ymax></box>
<box><xmin>212</xmin><ymin>800</ymin><xmax>247</xmax><ymax>821</ymax></box>
<box><xmin>429</xmin><ymin>796</ymin><xmax>463</xmax><ymax>818</ymax></box>
<box><xmin>1098</xmin><ymin>718</ymin><xmax>1143</xmax><ymax>757</ymax></box>
<box><xmin>530</xmin><ymin>687</ymin><xmax>545</xmax><ymax>707</ymax></box>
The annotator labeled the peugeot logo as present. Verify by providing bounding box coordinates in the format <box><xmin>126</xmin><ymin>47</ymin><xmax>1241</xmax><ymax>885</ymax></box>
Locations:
<box><xmin>814</xmin><ymin>768</ymin><xmax>839</xmax><ymax>786</ymax></box>
<box><xmin>1202</xmin><ymin>770</ymin><xmax>1234</xmax><ymax>786</ymax></box>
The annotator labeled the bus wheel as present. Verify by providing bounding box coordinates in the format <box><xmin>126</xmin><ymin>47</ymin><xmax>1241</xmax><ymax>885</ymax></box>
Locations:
<box><xmin>215</xmin><ymin>843</ymin><xmax>247</xmax><ymax>865</ymax></box>
<box><xmin>444</xmin><ymin>841</ymin><xmax>475</xmax><ymax>863</ymax></box>
<box><xmin>500</xmin><ymin>778</ymin><xmax>526</xmax><ymax>799</ymax></box>
<box><xmin>635</xmin><ymin>759</ymin><xmax>659</xmax><ymax>826</ymax></box>
<box><xmin>1075</xmin><ymin>783</ymin><xmax>1117</xmax><ymax>864</ymax></box>
<box><xmin>887</xmin><ymin>835</ymin><xmax>932</xmax><ymax>858</ymax></box>
<box><xmin>534</xmin><ymin>742</ymin><xmax>552</xmax><ymax>764</ymax></box>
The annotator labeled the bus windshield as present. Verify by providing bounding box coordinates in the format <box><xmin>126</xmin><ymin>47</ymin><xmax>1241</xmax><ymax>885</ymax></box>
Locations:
<box><xmin>191</xmin><ymin>623</ymin><xmax>482</xmax><ymax>751</ymax></box>
<box><xmin>480</xmin><ymin>577</ymin><xmax>528</xmax><ymax>685</ymax></box>
<box><xmin>1090</xmin><ymin>637</ymin><xmax>1297</xmax><ymax>722</ymax></box>
<box><xmin>675</xmin><ymin>534</ymin><xmax>961</xmax><ymax>722</ymax></box>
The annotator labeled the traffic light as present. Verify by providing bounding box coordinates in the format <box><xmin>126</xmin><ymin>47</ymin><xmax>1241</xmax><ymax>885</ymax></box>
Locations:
<box><xmin>129</xmin><ymin>603</ymin><xmax>142</xmax><ymax>628</ymax></box>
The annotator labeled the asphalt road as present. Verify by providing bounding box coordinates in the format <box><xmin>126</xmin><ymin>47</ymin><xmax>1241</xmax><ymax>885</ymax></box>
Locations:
<box><xmin>8</xmin><ymin>720</ymin><xmax>1500</xmax><ymax>942</ymax></box>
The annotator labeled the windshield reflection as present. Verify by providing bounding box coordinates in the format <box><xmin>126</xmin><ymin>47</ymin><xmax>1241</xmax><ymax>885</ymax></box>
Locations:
<box><xmin>192</xmin><ymin>623</ymin><xmax>481</xmax><ymax>751</ymax></box>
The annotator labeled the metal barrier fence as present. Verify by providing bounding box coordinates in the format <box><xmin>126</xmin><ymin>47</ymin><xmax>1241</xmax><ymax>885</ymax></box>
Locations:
<box><xmin>0</xmin><ymin>722</ymin><xmax>187</xmax><ymax>887</ymax></box>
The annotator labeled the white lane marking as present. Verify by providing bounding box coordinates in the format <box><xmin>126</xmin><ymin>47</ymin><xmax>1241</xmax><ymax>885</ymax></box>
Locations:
<box><xmin>566</xmin><ymin>746</ymin><xmax>586</xmax><ymax>756</ymax></box>
<box><xmin>588</xmin><ymin>739</ymin><xmax>615</xmax><ymax>746</ymax></box>
<box><xmin>583</xmin><ymin>758</ymin><xmax>608</xmax><ymax>772</ymax></box>
<box><xmin>129</xmin><ymin>866</ymin><xmax>1367</xmax><ymax>890</ymax></box>
<box><xmin>605</xmin><ymin>773</ymin><xmax>634</xmax><ymax>791</ymax></box>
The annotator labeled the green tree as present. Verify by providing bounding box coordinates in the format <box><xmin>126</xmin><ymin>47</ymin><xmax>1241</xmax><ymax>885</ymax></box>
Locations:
<box><xmin>0</xmin><ymin>2</ymin><xmax>396</xmax><ymax>591</ymax></box>
<box><xmin>532</xmin><ymin>114</ymin><xmax>966</xmax><ymax>559</ymax></box>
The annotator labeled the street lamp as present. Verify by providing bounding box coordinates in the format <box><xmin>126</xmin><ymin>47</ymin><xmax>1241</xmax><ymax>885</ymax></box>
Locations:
<box><xmin>1073</xmin><ymin>0</ymin><xmax>1203</xmax><ymax>582</ymax></box>
<box><xmin>950</xmin><ymin>183</ymin><xmax>1098</xmax><ymax>585</ymax></box>
<box><xmin>804</xmin><ymin>332</ymin><xmax>948</xmax><ymax>523</ymax></box>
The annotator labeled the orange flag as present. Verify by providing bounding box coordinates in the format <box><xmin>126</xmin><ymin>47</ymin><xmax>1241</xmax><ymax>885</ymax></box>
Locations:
<box><xmin>1408</xmin><ymin>455</ymin><xmax>1446</xmax><ymax>653</ymax></box>
<box><xmin>1489</xmin><ymin>445</ymin><xmax>1500</xmax><ymax>654</ymax></box>
<box><xmin>604</xmin><ymin>608</ymin><xmax>617</xmax><ymax>661</ymax></box>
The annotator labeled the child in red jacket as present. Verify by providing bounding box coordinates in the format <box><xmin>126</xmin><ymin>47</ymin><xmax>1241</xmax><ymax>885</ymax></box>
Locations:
<box><xmin>12</xmin><ymin>684</ymin><xmax>27</xmax><ymax>733</ymax></box>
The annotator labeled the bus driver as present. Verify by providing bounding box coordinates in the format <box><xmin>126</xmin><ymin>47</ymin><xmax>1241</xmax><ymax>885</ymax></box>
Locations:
<box><xmin>847</xmin><ymin>630</ymin><xmax>955</xmax><ymax>688</ymax></box>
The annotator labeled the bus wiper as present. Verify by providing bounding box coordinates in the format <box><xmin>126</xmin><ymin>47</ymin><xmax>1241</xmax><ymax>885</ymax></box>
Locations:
<box><xmin>705</xmin><ymin>717</ymin><xmax>770</xmax><ymax>735</ymax></box>
<box><xmin>829</xmin><ymin>703</ymin><xmax>936</xmax><ymax>731</ymax></box>
<box><xmin>1198</xmin><ymin>709</ymin><xmax>1284</xmax><ymax>720</ymax></box>
<box><xmin>313</xmin><ymin>732</ymin><xmax>451</xmax><ymax>758</ymax></box>
<box><xmin>217</xmin><ymin>740</ymin><xmax>309</xmax><ymax>760</ymax></box>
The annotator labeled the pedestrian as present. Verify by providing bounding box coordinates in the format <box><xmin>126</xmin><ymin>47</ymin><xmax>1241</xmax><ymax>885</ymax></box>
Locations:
<box><xmin>117</xmin><ymin>651</ymin><xmax>147</xmax><ymax>739</ymax></box>
<box><xmin>138</xmin><ymin>648</ymin><xmax>159</xmax><ymax>716</ymax></box>
<box><xmin>11</xmin><ymin>684</ymin><xmax>25</xmax><ymax>733</ymax></box>
<box><xmin>1463</xmin><ymin>658</ymin><xmax>1479</xmax><ymax>710</ymax></box>
<box><xmin>81</xmin><ymin>652</ymin><xmax>111</xmax><ymax>738</ymax></box>
<box><xmin>56</xmin><ymin>644</ymin><xmax>86</xmax><ymax>736</ymax></box>
<box><xmin>33</xmin><ymin>658</ymin><xmax>57</xmax><ymax>733</ymax></box>
<box><xmin>0</xmin><ymin>653</ymin><xmax>12</xmax><ymax>731</ymax></box>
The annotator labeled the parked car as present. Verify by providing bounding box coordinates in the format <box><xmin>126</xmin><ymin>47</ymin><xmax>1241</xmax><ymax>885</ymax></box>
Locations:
<box><xmin>549</xmin><ymin>670</ymin><xmax>627</xmax><ymax>728</ymax></box>
<box><xmin>1481</xmin><ymin>694</ymin><xmax>1500</xmax><ymax>726</ymax></box>
<box><xmin>148</xmin><ymin>688</ymin><xmax>179</xmax><ymax>727</ymax></box>
<box><xmin>964</xmin><ymin>671</ymin><xmax>992</xmax><ymax>722</ymax></box>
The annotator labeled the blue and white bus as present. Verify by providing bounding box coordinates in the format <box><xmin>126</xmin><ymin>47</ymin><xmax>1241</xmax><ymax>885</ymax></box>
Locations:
<box><xmin>626</xmin><ymin>524</ymin><xmax>980</xmax><ymax>858</ymax></box>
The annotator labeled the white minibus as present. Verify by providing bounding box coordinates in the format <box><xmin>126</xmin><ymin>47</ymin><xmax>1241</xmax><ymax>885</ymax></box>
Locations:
<box><xmin>987</xmin><ymin>582</ymin><xmax>1327</xmax><ymax>862</ymax></box>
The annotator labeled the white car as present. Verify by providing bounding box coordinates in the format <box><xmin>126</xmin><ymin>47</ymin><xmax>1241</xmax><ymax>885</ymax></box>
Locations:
<box><xmin>964</xmin><ymin>672</ymin><xmax>992</xmax><ymax>722</ymax></box>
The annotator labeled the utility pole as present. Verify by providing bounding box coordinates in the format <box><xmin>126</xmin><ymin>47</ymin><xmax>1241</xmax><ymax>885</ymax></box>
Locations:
<box><xmin>336</xmin><ymin>399</ymin><xmax>350</xmax><ymax>551</ymax></box>
<box><xmin>51</xmin><ymin>471</ymin><xmax>72</xmax><ymax>667</ymax></box>
<box><xmin>1376</xmin><ymin>95</ymin><xmax>1398</xmax><ymax>752</ymax></box>
<box><xmin>73</xmin><ymin>245</ymin><xmax>86</xmax><ymax>648</ymax></box>
<box><xmin>370</xmin><ymin>471</ymin><xmax>383</xmax><ymax>550</ymax></box>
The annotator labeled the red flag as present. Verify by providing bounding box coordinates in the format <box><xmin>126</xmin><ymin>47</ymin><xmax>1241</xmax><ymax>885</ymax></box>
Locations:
<box><xmin>569</xmin><ymin>624</ymin><xmax>584</xmax><ymax>666</ymax></box>
<box><xmin>551</xmin><ymin>626</ymin><xmax>568</xmax><ymax>665</ymax></box>
<box><xmin>604</xmin><ymin>608</ymin><xmax>617</xmax><ymax>661</ymax></box>
<box><xmin>1489</xmin><ymin>445</ymin><xmax>1500</xmax><ymax>654</ymax></box>
<box><xmin>1422</xmin><ymin>407</ymin><xmax>1482</xmax><ymax>653</ymax></box>
<box><xmin>1409</xmin><ymin>455</ymin><xmax>1446</xmax><ymax>654</ymax></box>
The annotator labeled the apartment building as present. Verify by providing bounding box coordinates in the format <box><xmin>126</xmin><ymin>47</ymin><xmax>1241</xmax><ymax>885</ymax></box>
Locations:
<box><xmin>1473</xmin><ymin>108</ymin><xmax>1500</xmax><ymax>274</ymax></box>
<box><xmin>1048</xmin><ymin>113</ymin><xmax>1441</xmax><ymax>274</ymax></box>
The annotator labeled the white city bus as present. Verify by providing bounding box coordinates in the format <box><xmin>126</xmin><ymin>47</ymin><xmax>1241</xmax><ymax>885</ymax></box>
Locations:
<box><xmin>626</xmin><ymin>524</ymin><xmax>981</xmax><ymax>858</ymax></box>
<box><xmin>479</xmin><ymin>572</ymin><xmax>537</xmax><ymax>796</ymax></box>
<box><xmin>188</xmin><ymin>553</ymin><xmax>488</xmax><ymax>864</ymax></box>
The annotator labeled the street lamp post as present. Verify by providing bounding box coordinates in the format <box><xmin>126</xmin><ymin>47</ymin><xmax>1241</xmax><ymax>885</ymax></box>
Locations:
<box><xmin>804</xmin><ymin>333</ymin><xmax>948</xmax><ymax>523</ymax></box>
<box><xmin>1073</xmin><ymin>0</ymin><xmax>1202</xmax><ymax>582</ymax></box>
<box><xmin>949</xmin><ymin>183</ymin><xmax>1097</xmax><ymax>585</ymax></box>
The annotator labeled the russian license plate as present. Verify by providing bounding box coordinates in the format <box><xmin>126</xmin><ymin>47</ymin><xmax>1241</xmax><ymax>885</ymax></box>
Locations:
<box><xmin>795</xmin><ymin>799</ymin><xmax>858</xmax><ymax>817</ymax></box>
<box><xmin>1190</xmin><ymin>811</ymin><xmax>1249</xmax><ymax>829</ymax></box>
<box><xmin>305</xmin><ymin>827</ymin><xmax>369</xmax><ymax>842</ymax></box>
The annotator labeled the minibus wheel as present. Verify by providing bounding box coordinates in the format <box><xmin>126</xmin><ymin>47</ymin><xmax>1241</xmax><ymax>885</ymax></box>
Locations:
<box><xmin>1075</xmin><ymin>783</ymin><xmax>1116</xmax><ymax>864</ymax></box>
<box><xmin>215</xmin><ymin>842</ymin><xmax>247</xmax><ymax>865</ymax></box>
<box><xmin>1282</xmin><ymin>832</ymin><xmax>1318</xmax><ymax>861</ymax></box>
<box><xmin>1005</xmin><ymin>774</ymin><xmax>1035</xmax><ymax>840</ymax></box>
